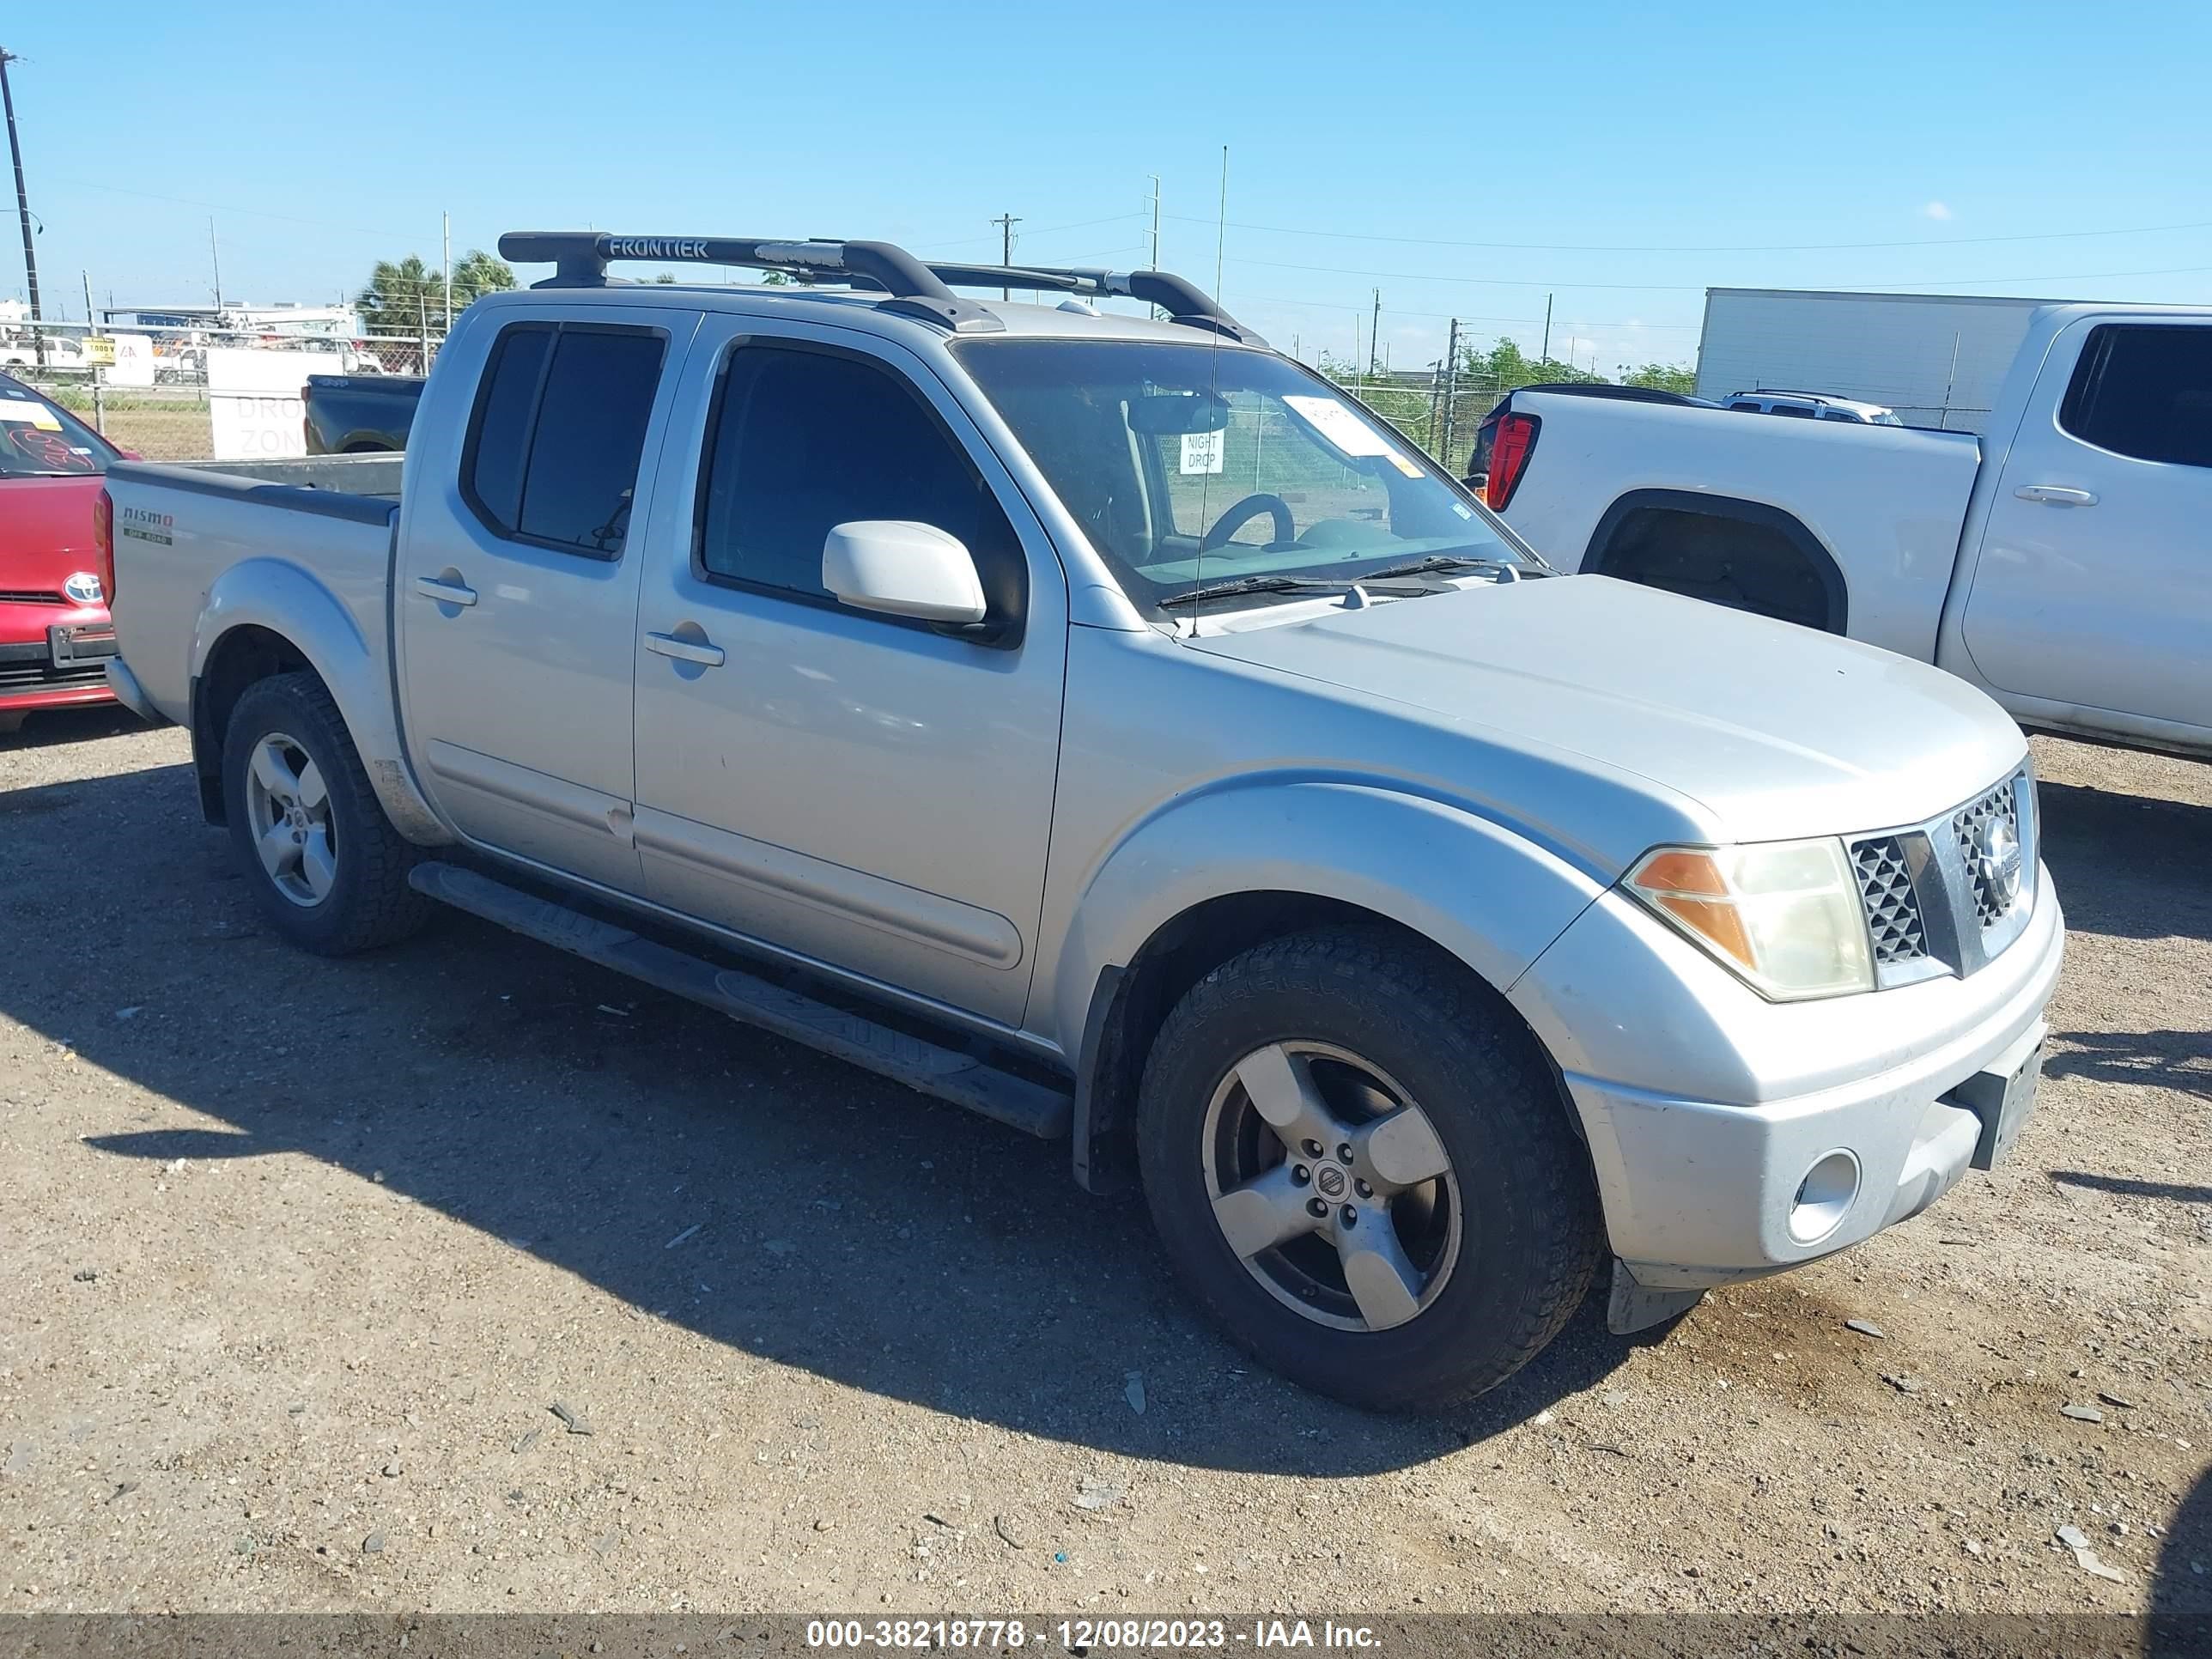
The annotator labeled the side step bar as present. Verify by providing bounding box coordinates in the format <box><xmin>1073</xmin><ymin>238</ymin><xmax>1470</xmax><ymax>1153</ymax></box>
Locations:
<box><xmin>408</xmin><ymin>861</ymin><xmax>1073</xmax><ymax>1139</ymax></box>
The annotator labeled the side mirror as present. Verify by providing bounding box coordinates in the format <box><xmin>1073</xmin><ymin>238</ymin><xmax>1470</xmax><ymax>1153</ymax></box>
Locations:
<box><xmin>823</xmin><ymin>520</ymin><xmax>987</xmax><ymax>625</ymax></box>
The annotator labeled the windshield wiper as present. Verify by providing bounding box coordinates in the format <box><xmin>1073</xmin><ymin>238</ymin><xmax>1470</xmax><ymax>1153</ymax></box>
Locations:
<box><xmin>1356</xmin><ymin>553</ymin><xmax>1549</xmax><ymax>582</ymax></box>
<box><xmin>1160</xmin><ymin>574</ymin><xmax>1366</xmax><ymax>608</ymax></box>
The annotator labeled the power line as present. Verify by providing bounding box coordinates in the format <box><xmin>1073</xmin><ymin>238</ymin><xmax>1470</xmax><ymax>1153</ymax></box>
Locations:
<box><xmin>1165</xmin><ymin>210</ymin><xmax>2212</xmax><ymax>256</ymax></box>
<box><xmin>1227</xmin><ymin>252</ymin><xmax>2212</xmax><ymax>294</ymax></box>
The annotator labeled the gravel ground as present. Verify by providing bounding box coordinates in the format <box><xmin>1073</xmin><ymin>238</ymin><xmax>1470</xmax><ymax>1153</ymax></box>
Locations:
<box><xmin>0</xmin><ymin>712</ymin><xmax>2204</xmax><ymax>1620</ymax></box>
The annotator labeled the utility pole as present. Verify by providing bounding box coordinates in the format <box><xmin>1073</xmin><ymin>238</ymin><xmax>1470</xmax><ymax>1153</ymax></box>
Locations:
<box><xmin>1540</xmin><ymin>293</ymin><xmax>1553</xmax><ymax>365</ymax></box>
<box><xmin>1</xmin><ymin>48</ymin><xmax>45</xmax><ymax>367</ymax></box>
<box><xmin>82</xmin><ymin>268</ymin><xmax>101</xmax><ymax>433</ymax></box>
<box><xmin>990</xmin><ymin>213</ymin><xmax>1021</xmax><ymax>301</ymax></box>
<box><xmin>1146</xmin><ymin>174</ymin><xmax>1161</xmax><ymax>270</ymax></box>
<box><xmin>1369</xmin><ymin>288</ymin><xmax>1382</xmax><ymax>376</ymax></box>
<box><xmin>441</xmin><ymin>210</ymin><xmax>453</xmax><ymax>333</ymax></box>
<box><xmin>209</xmin><ymin>217</ymin><xmax>224</xmax><ymax>313</ymax></box>
<box><xmin>1440</xmin><ymin>317</ymin><xmax>1462</xmax><ymax>471</ymax></box>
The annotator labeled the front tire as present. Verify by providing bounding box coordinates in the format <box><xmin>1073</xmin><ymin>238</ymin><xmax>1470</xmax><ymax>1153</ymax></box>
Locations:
<box><xmin>221</xmin><ymin>672</ymin><xmax>430</xmax><ymax>956</ymax></box>
<box><xmin>1137</xmin><ymin>927</ymin><xmax>1602</xmax><ymax>1411</ymax></box>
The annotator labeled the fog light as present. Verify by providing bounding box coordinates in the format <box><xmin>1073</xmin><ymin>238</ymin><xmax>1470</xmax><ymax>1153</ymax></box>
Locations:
<box><xmin>1789</xmin><ymin>1150</ymin><xmax>1861</xmax><ymax>1243</ymax></box>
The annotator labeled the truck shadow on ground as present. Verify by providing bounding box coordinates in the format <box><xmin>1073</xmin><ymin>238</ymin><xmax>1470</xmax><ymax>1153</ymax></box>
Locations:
<box><xmin>3</xmin><ymin>734</ymin><xmax>1656</xmax><ymax>1477</ymax></box>
<box><xmin>2033</xmin><ymin>778</ymin><xmax>2212</xmax><ymax>945</ymax></box>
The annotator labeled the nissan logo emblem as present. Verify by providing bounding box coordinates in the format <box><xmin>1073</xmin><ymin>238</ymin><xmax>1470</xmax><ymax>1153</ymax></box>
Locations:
<box><xmin>1977</xmin><ymin>817</ymin><xmax>2023</xmax><ymax>908</ymax></box>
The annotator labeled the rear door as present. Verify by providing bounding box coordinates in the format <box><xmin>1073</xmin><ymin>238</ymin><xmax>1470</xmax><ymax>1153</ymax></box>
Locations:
<box><xmin>397</xmin><ymin>306</ymin><xmax>697</xmax><ymax>890</ymax></box>
<box><xmin>1960</xmin><ymin>318</ymin><xmax>2212</xmax><ymax>727</ymax></box>
<box><xmin>626</xmin><ymin>317</ymin><xmax>1067</xmax><ymax>1026</ymax></box>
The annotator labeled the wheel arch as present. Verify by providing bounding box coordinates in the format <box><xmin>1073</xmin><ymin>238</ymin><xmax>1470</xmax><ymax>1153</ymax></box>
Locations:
<box><xmin>189</xmin><ymin>561</ymin><xmax>448</xmax><ymax>844</ymax></box>
<box><xmin>1054</xmin><ymin>781</ymin><xmax>1605</xmax><ymax>1190</ymax></box>
<box><xmin>1583</xmin><ymin>487</ymin><xmax>1849</xmax><ymax>635</ymax></box>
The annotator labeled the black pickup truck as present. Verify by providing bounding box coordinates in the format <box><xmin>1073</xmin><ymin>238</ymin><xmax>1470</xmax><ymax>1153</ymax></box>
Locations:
<box><xmin>302</xmin><ymin>374</ymin><xmax>423</xmax><ymax>455</ymax></box>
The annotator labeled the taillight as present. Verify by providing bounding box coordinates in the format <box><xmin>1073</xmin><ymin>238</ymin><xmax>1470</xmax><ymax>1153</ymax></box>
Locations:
<box><xmin>1484</xmin><ymin>411</ymin><xmax>1540</xmax><ymax>511</ymax></box>
<box><xmin>93</xmin><ymin>488</ymin><xmax>116</xmax><ymax>609</ymax></box>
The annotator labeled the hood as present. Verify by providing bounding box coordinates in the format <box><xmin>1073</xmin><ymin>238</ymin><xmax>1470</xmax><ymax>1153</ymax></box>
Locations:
<box><xmin>1188</xmin><ymin>574</ymin><xmax>2027</xmax><ymax>848</ymax></box>
<box><xmin>1</xmin><ymin>475</ymin><xmax>109</xmax><ymax>599</ymax></box>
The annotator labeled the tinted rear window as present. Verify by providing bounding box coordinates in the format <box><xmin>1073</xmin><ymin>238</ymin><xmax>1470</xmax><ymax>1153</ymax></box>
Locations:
<box><xmin>2059</xmin><ymin>324</ymin><xmax>2212</xmax><ymax>468</ymax></box>
<box><xmin>462</xmin><ymin>323</ymin><xmax>666</xmax><ymax>557</ymax></box>
<box><xmin>518</xmin><ymin>331</ymin><xmax>666</xmax><ymax>555</ymax></box>
<box><xmin>465</xmin><ymin>325</ymin><xmax>552</xmax><ymax>527</ymax></box>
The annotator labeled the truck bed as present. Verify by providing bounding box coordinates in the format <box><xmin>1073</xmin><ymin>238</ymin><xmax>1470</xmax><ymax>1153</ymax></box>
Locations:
<box><xmin>105</xmin><ymin>459</ymin><xmax>403</xmax><ymax>733</ymax></box>
<box><xmin>1498</xmin><ymin>393</ymin><xmax>1984</xmax><ymax>662</ymax></box>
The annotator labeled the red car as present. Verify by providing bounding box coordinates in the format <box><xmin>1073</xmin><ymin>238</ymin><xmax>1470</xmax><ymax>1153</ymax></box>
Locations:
<box><xmin>1</xmin><ymin>374</ymin><xmax>120</xmax><ymax>734</ymax></box>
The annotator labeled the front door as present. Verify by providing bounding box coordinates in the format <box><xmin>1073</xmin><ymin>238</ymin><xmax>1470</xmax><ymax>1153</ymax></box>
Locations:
<box><xmin>1961</xmin><ymin>317</ymin><xmax>2212</xmax><ymax>731</ymax></box>
<box><xmin>397</xmin><ymin>307</ymin><xmax>696</xmax><ymax>890</ymax></box>
<box><xmin>629</xmin><ymin>322</ymin><xmax>1066</xmax><ymax>1027</ymax></box>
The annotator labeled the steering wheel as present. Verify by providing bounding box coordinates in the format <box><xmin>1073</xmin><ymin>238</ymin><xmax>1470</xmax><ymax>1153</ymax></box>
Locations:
<box><xmin>1200</xmin><ymin>493</ymin><xmax>1296</xmax><ymax>552</ymax></box>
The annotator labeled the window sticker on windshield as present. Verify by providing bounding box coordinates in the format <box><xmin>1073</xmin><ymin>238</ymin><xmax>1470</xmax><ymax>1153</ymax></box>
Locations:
<box><xmin>0</xmin><ymin>404</ymin><xmax>62</xmax><ymax>430</ymax></box>
<box><xmin>1179</xmin><ymin>430</ymin><xmax>1224</xmax><ymax>474</ymax></box>
<box><xmin>1282</xmin><ymin>394</ymin><xmax>1394</xmax><ymax>459</ymax></box>
<box><xmin>1450</xmin><ymin>500</ymin><xmax>1475</xmax><ymax>519</ymax></box>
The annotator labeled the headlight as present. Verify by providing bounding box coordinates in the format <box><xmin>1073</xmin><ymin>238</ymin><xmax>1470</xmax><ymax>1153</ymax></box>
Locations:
<box><xmin>1626</xmin><ymin>839</ymin><xmax>1873</xmax><ymax>1001</ymax></box>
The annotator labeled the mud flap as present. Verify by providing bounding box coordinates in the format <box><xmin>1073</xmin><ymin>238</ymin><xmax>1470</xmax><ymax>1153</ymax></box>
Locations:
<box><xmin>1607</xmin><ymin>1259</ymin><xmax>1707</xmax><ymax>1334</ymax></box>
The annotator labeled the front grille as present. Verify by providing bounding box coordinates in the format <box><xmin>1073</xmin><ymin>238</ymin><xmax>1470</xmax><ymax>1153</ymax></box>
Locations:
<box><xmin>0</xmin><ymin>589</ymin><xmax>64</xmax><ymax>605</ymax></box>
<box><xmin>1954</xmin><ymin>782</ymin><xmax>2023</xmax><ymax>928</ymax></box>
<box><xmin>1850</xmin><ymin>836</ymin><xmax>1927</xmax><ymax>963</ymax></box>
<box><xmin>1846</xmin><ymin>769</ymin><xmax>2034</xmax><ymax>988</ymax></box>
<box><xmin>0</xmin><ymin>660</ymin><xmax>107</xmax><ymax>691</ymax></box>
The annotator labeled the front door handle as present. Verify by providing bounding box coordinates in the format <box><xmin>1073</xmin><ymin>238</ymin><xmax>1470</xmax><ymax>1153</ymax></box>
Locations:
<box><xmin>644</xmin><ymin>630</ymin><xmax>726</xmax><ymax>668</ymax></box>
<box><xmin>2014</xmin><ymin>484</ymin><xmax>2099</xmax><ymax>506</ymax></box>
<box><xmin>412</xmin><ymin>575</ymin><xmax>478</xmax><ymax>606</ymax></box>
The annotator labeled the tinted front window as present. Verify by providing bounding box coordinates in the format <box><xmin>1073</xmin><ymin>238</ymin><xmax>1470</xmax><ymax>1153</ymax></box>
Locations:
<box><xmin>0</xmin><ymin>378</ymin><xmax>113</xmax><ymax>477</ymax></box>
<box><xmin>1768</xmin><ymin>403</ymin><xmax>1815</xmax><ymax>418</ymax></box>
<box><xmin>957</xmin><ymin>339</ymin><xmax>1527</xmax><ymax>608</ymax></box>
<box><xmin>698</xmin><ymin>345</ymin><xmax>1014</xmax><ymax>602</ymax></box>
<box><xmin>2059</xmin><ymin>324</ymin><xmax>2212</xmax><ymax>467</ymax></box>
<box><xmin>518</xmin><ymin>331</ymin><xmax>665</xmax><ymax>555</ymax></box>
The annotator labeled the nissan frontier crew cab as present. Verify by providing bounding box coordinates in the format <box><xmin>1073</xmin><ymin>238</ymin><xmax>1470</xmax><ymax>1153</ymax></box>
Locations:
<box><xmin>97</xmin><ymin>230</ymin><xmax>2063</xmax><ymax>1411</ymax></box>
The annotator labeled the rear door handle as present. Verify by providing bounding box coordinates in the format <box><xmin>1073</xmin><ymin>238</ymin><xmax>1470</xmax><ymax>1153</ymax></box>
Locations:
<box><xmin>644</xmin><ymin>630</ymin><xmax>726</xmax><ymax>668</ymax></box>
<box><xmin>2014</xmin><ymin>484</ymin><xmax>2098</xmax><ymax>506</ymax></box>
<box><xmin>412</xmin><ymin>576</ymin><xmax>478</xmax><ymax>605</ymax></box>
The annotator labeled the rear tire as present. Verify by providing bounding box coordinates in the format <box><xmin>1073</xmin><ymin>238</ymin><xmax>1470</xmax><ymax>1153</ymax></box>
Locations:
<box><xmin>221</xmin><ymin>672</ymin><xmax>430</xmax><ymax>956</ymax></box>
<box><xmin>1137</xmin><ymin>927</ymin><xmax>1602</xmax><ymax>1411</ymax></box>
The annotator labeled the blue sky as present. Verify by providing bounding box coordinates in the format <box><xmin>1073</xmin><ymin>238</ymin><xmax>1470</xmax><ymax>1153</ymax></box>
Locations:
<box><xmin>7</xmin><ymin>1</ymin><xmax>2211</xmax><ymax>373</ymax></box>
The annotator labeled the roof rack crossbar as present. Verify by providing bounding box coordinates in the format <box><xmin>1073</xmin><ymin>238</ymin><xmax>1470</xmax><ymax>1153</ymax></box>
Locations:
<box><xmin>496</xmin><ymin>231</ymin><xmax>1006</xmax><ymax>333</ymax></box>
<box><xmin>921</xmin><ymin>262</ymin><xmax>1264</xmax><ymax>343</ymax></box>
<box><xmin>495</xmin><ymin>232</ymin><xmax>1263</xmax><ymax>343</ymax></box>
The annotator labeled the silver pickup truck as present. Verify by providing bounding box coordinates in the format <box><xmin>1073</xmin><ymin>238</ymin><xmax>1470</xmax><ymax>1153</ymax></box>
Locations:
<box><xmin>97</xmin><ymin>231</ymin><xmax>2063</xmax><ymax>1411</ymax></box>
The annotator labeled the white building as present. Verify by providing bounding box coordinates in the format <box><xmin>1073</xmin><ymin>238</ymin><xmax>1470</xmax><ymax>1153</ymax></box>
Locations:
<box><xmin>101</xmin><ymin>301</ymin><xmax>361</xmax><ymax>337</ymax></box>
<box><xmin>1692</xmin><ymin>288</ymin><xmax>2064</xmax><ymax>433</ymax></box>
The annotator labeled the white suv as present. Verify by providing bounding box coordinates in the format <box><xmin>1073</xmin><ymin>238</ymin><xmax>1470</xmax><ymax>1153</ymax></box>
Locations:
<box><xmin>1728</xmin><ymin>390</ymin><xmax>1904</xmax><ymax>425</ymax></box>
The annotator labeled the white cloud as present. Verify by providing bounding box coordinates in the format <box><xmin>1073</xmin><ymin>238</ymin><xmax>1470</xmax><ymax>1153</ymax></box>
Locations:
<box><xmin>1921</xmin><ymin>200</ymin><xmax>1954</xmax><ymax>222</ymax></box>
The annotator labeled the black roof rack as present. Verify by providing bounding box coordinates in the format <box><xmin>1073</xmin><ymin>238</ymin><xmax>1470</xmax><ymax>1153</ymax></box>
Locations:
<box><xmin>495</xmin><ymin>232</ymin><xmax>1263</xmax><ymax>344</ymax></box>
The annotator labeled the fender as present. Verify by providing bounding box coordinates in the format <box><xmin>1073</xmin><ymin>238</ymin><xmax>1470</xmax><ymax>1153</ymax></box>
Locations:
<box><xmin>193</xmin><ymin>558</ymin><xmax>451</xmax><ymax>845</ymax></box>
<box><xmin>1052</xmin><ymin>778</ymin><xmax>1609</xmax><ymax>1173</ymax></box>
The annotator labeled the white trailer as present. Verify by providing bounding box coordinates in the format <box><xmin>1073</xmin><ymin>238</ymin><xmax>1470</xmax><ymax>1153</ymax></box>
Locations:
<box><xmin>1693</xmin><ymin>288</ymin><xmax>2063</xmax><ymax>433</ymax></box>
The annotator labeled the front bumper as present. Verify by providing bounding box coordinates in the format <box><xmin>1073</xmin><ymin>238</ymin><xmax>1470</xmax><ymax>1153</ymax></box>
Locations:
<box><xmin>1510</xmin><ymin>863</ymin><xmax>2063</xmax><ymax>1289</ymax></box>
<box><xmin>0</xmin><ymin>603</ymin><xmax>118</xmax><ymax>713</ymax></box>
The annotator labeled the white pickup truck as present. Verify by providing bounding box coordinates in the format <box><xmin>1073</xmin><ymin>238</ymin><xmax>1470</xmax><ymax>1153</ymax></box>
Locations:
<box><xmin>1483</xmin><ymin>304</ymin><xmax>2212</xmax><ymax>758</ymax></box>
<box><xmin>95</xmin><ymin>230</ymin><xmax>2062</xmax><ymax>1410</ymax></box>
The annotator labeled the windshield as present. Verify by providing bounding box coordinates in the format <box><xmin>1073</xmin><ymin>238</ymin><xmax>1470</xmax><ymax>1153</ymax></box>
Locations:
<box><xmin>0</xmin><ymin>378</ymin><xmax>113</xmax><ymax>478</ymax></box>
<box><xmin>956</xmin><ymin>339</ymin><xmax>1534</xmax><ymax>610</ymax></box>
